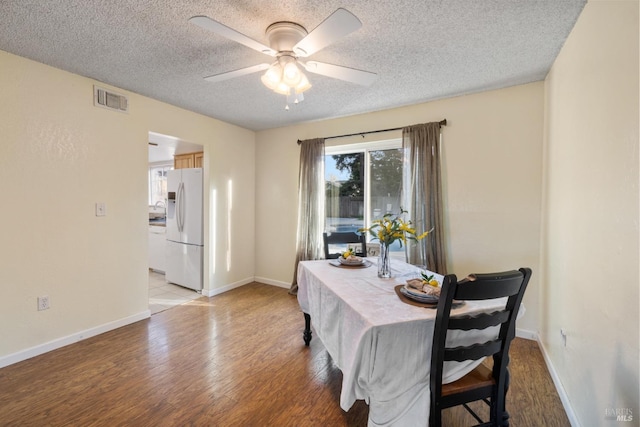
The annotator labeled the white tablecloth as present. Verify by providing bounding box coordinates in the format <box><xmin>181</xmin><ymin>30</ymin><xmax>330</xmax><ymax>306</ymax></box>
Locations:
<box><xmin>297</xmin><ymin>258</ymin><xmax>509</xmax><ymax>427</ymax></box>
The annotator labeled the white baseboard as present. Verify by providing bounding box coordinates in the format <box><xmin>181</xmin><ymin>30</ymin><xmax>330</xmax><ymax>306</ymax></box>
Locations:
<box><xmin>0</xmin><ymin>310</ymin><xmax>151</xmax><ymax>369</ymax></box>
<box><xmin>514</xmin><ymin>329</ymin><xmax>579</xmax><ymax>426</ymax></box>
<box><xmin>537</xmin><ymin>337</ymin><xmax>580</xmax><ymax>427</ymax></box>
<box><xmin>202</xmin><ymin>277</ymin><xmax>255</xmax><ymax>297</ymax></box>
<box><xmin>516</xmin><ymin>328</ymin><xmax>538</xmax><ymax>340</ymax></box>
<box><xmin>254</xmin><ymin>276</ymin><xmax>291</xmax><ymax>289</ymax></box>
<box><xmin>200</xmin><ymin>276</ymin><xmax>291</xmax><ymax>297</ymax></box>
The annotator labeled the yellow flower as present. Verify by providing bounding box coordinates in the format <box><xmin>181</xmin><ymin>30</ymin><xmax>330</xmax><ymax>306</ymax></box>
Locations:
<box><xmin>360</xmin><ymin>209</ymin><xmax>433</xmax><ymax>249</ymax></box>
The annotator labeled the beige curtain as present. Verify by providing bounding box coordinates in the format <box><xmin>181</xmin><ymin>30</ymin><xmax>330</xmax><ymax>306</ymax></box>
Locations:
<box><xmin>402</xmin><ymin>122</ymin><xmax>447</xmax><ymax>274</ymax></box>
<box><xmin>290</xmin><ymin>138</ymin><xmax>325</xmax><ymax>295</ymax></box>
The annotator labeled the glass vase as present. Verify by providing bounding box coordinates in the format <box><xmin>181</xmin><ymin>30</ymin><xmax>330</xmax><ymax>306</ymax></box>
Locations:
<box><xmin>378</xmin><ymin>243</ymin><xmax>391</xmax><ymax>278</ymax></box>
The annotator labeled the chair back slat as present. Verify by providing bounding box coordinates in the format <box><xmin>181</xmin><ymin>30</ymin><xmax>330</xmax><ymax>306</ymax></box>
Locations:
<box><xmin>325</xmin><ymin>232</ymin><xmax>360</xmax><ymax>244</ymax></box>
<box><xmin>444</xmin><ymin>340</ymin><xmax>503</xmax><ymax>363</ymax></box>
<box><xmin>448</xmin><ymin>310</ymin><xmax>510</xmax><ymax>331</ymax></box>
<box><xmin>455</xmin><ymin>271</ymin><xmax>523</xmax><ymax>300</ymax></box>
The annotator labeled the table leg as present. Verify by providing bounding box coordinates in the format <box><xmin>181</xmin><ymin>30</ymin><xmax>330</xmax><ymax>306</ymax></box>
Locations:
<box><xmin>303</xmin><ymin>313</ymin><xmax>312</xmax><ymax>346</ymax></box>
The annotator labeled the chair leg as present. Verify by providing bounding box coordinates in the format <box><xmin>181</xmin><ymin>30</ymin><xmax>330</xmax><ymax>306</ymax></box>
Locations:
<box><xmin>502</xmin><ymin>366</ymin><xmax>510</xmax><ymax>426</ymax></box>
<box><xmin>428</xmin><ymin>406</ymin><xmax>441</xmax><ymax>427</ymax></box>
<box><xmin>500</xmin><ymin>368</ymin><xmax>510</xmax><ymax>427</ymax></box>
<box><xmin>491</xmin><ymin>359</ymin><xmax>511</xmax><ymax>427</ymax></box>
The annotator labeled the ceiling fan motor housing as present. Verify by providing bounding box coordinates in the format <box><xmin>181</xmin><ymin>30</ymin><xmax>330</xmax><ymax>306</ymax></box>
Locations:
<box><xmin>265</xmin><ymin>22</ymin><xmax>308</xmax><ymax>54</ymax></box>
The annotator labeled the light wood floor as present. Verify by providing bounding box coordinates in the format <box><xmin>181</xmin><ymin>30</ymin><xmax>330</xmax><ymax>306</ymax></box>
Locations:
<box><xmin>0</xmin><ymin>283</ymin><xmax>569</xmax><ymax>426</ymax></box>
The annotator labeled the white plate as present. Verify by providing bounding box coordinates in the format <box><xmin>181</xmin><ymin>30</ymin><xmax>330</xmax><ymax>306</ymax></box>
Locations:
<box><xmin>329</xmin><ymin>259</ymin><xmax>372</xmax><ymax>268</ymax></box>
<box><xmin>338</xmin><ymin>257</ymin><xmax>364</xmax><ymax>265</ymax></box>
<box><xmin>400</xmin><ymin>286</ymin><xmax>464</xmax><ymax>307</ymax></box>
<box><xmin>399</xmin><ymin>286</ymin><xmax>439</xmax><ymax>303</ymax></box>
<box><xmin>403</xmin><ymin>285</ymin><xmax>440</xmax><ymax>302</ymax></box>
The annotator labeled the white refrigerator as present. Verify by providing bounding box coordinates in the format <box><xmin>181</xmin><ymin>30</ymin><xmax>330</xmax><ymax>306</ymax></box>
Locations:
<box><xmin>166</xmin><ymin>168</ymin><xmax>203</xmax><ymax>291</ymax></box>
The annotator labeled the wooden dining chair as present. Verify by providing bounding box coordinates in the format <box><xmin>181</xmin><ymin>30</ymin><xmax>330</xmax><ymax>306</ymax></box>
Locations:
<box><xmin>322</xmin><ymin>231</ymin><xmax>367</xmax><ymax>259</ymax></box>
<box><xmin>429</xmin><ymin>268</ymin><xmax>532</xmax><ymax>427</ymax></box>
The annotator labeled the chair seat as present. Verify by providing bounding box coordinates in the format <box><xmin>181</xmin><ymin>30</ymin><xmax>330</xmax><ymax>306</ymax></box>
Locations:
<box><xmin>442</xmin><ymin>363</ymin><xmax>494</xmax><ymax>397</ymax></box>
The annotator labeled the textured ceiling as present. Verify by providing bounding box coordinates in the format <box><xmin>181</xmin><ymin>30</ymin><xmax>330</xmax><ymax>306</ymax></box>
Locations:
<box><xmin>0</xmin><ymin>1</ymin><xmax>586</xmax><ymax>131</ymax></box>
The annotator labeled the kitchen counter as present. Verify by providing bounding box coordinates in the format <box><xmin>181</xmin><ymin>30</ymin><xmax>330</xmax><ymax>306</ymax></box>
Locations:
<box><xmin>149</xmin><ymin>218</ymin><xmax>166</xmax><ymax>227</ymax></box>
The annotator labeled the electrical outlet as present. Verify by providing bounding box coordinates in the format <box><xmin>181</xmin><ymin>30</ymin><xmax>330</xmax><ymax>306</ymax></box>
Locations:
<box><xmin>37</xmin><ymin>296</ymin><xmax>50</xmax><ymax>311</ymax></box>
<box><xmin>95</xmin><ymin>202</ymin><xmax>106</xmax><ymax>217</ymax></box>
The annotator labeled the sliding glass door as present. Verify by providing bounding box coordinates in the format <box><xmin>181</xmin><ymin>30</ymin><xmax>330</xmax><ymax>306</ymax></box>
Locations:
<box><xmin>325</xmin><ymin>139</ymin><xmax>404</xmax><ymax>254</ymax></box>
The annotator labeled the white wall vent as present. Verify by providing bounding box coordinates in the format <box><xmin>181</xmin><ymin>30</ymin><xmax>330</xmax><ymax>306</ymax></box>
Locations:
<box><xmin>93</xmin><ymin>86</ymin><xmax>128</xmax><ymax>113</ymax></box>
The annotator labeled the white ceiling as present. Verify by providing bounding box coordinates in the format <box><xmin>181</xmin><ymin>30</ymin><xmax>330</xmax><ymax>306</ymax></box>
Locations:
<box><xmin>148</xmin><ymin>132</ymin><xmax>202</xmax><ymax>163</ymax></box>
<box><xmin>0</xmin><ymin>1</ymin><xmax>586</xmax><ymax>131</ymax></box>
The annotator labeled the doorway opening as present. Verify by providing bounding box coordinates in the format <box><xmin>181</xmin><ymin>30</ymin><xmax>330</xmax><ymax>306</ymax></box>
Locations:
<box><xmin>147</xmin><ymin>131</ymin><xmax>203</xmax><ymax>314</ymax></box>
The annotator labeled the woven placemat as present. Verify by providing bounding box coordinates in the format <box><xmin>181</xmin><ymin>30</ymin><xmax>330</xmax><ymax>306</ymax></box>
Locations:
<box><xmin>394</xmin><ymin>285</ymin><xmax>465</xmax><ymax>309</ymax></box>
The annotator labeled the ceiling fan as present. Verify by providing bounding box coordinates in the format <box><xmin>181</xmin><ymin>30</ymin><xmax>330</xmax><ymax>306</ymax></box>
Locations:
<box><xmin>189</xmin><ymin>8</ymin><xmax>377</xmax><ymax>107</ymax></box>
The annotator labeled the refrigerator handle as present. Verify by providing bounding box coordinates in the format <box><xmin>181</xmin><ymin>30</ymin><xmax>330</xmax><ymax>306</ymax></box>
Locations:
<box><xmin>180</xmin><ymin>182</ymin><xmax>184</xmax><ymax>233</ymax></box>
<box><xmin>176</xmin><ymin>182</ymin><xmax>182</xmax><ymax>233</ymax></box>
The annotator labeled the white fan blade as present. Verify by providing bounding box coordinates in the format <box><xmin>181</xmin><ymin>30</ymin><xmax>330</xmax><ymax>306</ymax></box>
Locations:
<box><xmin>302</xmin><ymin>61</ymin><xmax>377</xmax><ymax>86</ymax></box>
<box><xmin>189</xmin><ymin>16</ymin><xmax>276</xmax><ymax>56</ymax></box>
<box><xmin>204</xmin><ymin>63</ymin><xmax>270</xmax><ymax>83</ymax></box>
<box><xmin>293</xmin><ymin>8</ymin><xmax>362</xmax><ymax>57</ymax></box>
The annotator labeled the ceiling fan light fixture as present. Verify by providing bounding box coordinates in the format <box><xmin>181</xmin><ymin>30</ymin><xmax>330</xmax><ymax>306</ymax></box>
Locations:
<box><xmin>273</xmin><ymin>82</ymin><xmax>292</xmax><ymax>96</ymax></box>
<box><xmin>282</xmin><ymin>61</ymin><xmax>302</xmax><ymax>86</ymax></box>
<box><xmin>260</xmin><ymin>74</ymin><xmax>277</xmax><ymax>91</ymax></box>
<box><xmin>295</xmin><ymin>74</ymin><xmax>312</xmax><ymax>94</ymax></box>
<box><xmin>261</xmin><ymin>62</ymin><xmax>283</xmax><ymax>90</ymax></box>
<box><xmin>261</xmin><ymin>56</ymin><xmax>311</xmax><ymax>101</ymax></box>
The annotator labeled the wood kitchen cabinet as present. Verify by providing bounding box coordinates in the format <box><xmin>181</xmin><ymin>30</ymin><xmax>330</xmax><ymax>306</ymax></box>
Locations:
<box><xmin>194</xmin><ymin>152</ymin><xmax>203</xmax><ymax>168</ymax></box>
<box><xmin>174</xmin><ymin>152</ymin><xmax>203</xmax><ymax>169</ymax></box>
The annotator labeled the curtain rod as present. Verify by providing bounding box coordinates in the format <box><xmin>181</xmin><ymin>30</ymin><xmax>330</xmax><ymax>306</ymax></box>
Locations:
<box><xmin>297</xmin><ymin>119</ymin><xmax>446</xmax><ymax>145</ymax></box>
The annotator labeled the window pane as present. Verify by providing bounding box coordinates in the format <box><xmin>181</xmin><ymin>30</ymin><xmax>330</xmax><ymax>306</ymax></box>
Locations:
<box><xmin>369</xmin><ymin>148</ymin><xmax>403</xmax><ymax>219</ymax></box>
<box><xmin>325</xmin><ymin>152</ymin><xmax>364</xmax><ymax>235</ymax></box>
<box><xmin>369</xmin><ymin>148</ymin><xmax>404</xmax><ymax>252</ymax></box>
<box><xmin>149</xmin><ymin>165</ymin><xmax>170</xmax><ymax>205</ymax></box>
<box><xmin>324</xmin><ymin>142</ymin><xmax>404</xmax><ymax>257</ymax></box>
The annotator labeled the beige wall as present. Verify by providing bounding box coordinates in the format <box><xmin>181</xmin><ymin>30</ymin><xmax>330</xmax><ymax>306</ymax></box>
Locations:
<box><xmin>255</xmin><ymin>82</ymin><xmax>544</xmax><ymax>333</ymax></box>
<box><xmin>137</xmin><ymin>87</ymin><xmax>257</xmax><ymax>294</ymax></box>
<box><xmin>542</xmin><ymin>0</ymin><xmax>639</xmax><ymax>424</ymax></box>
<box><xmin>0</xmin><ymin>50</ymin><xmax>256</xmax><ymax>363</ymax></box>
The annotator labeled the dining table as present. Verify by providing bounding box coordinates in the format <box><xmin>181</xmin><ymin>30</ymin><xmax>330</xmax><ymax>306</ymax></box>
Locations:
<box><xmin>296</xmin><ymin>257</ymin><xmax>512</xmax><ymax>427</ymax></box>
